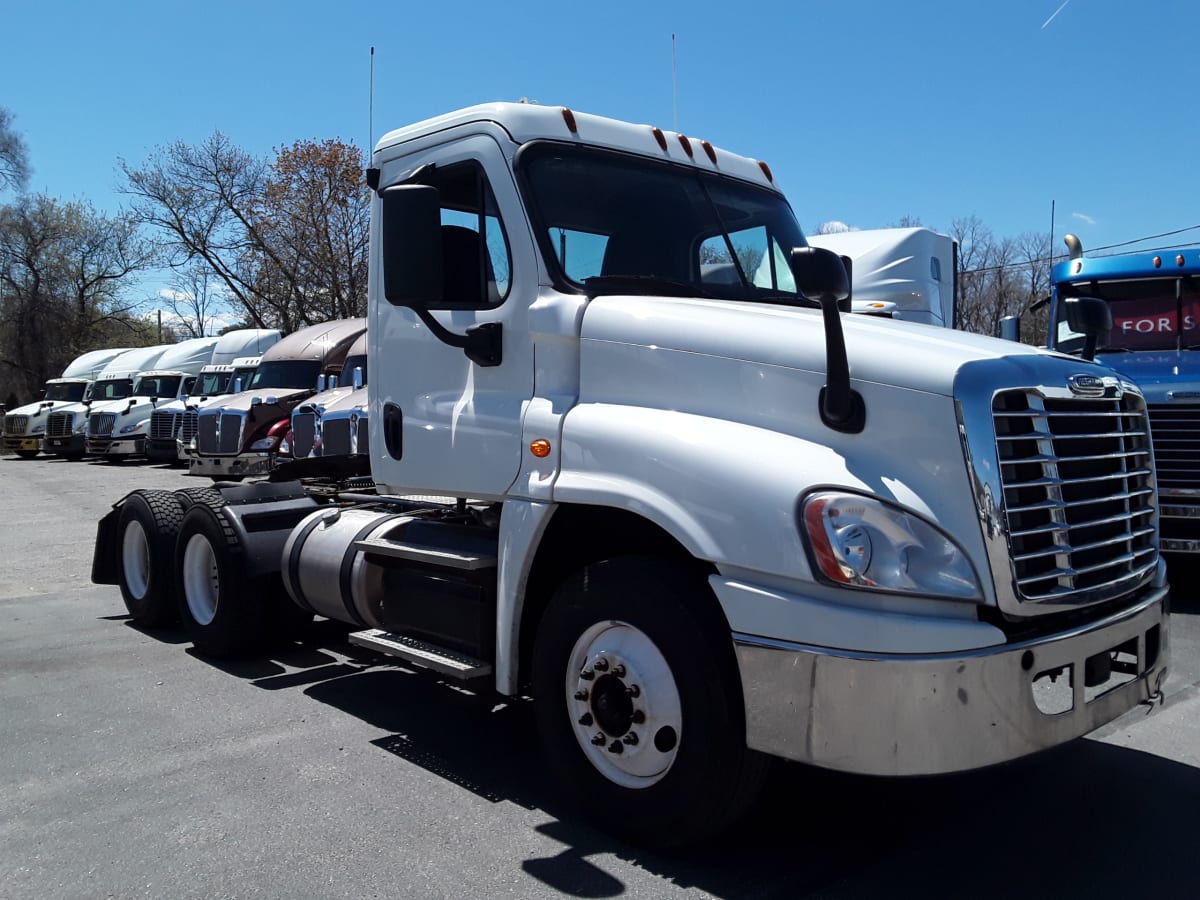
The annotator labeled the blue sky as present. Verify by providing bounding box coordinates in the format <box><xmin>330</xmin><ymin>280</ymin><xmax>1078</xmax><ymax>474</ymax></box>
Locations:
<box><xmin>3</xmin><ymin>0</ymin><xmax>1198</xmax><ymax>308</ymax></box>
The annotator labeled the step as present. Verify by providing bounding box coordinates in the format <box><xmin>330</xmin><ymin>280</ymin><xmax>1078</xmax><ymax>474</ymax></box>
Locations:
<box><xmin>355</xmin><ymin>536</ymin><xmax>497</xmax><ymax>570</ymax></box>
<box><xmin>349</xmin><ymin>629</ymin><xmax>493</xmax><ymax>680</ymax></box>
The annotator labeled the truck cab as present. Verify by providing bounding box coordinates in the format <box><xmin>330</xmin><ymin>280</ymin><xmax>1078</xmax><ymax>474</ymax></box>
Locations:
<box><xmin>85</xmin><ymin>337</ymin><xmax>221</xmax><ymax>459</ymax></box>
<box><xmin>1046</xmin><ymin>235</ymin><xmax>1200</xmax><ymax>553</ymax></box>
<box><xmin>146</xmin><ymin>330</ymin><xmax>282</xmax><ymax>464</ymax></box>
<box><xmin>187</xmin><ymin>319</ymin><xmax>366</xmax><ymax>480</ymax></box>
<box><xmin>3</xmin><ymin>347</ymin><xmax>131</xmax><ymax>458</ymax></box>
<box><xmin>285</xmin><ymin>333</ymin><xmax>368</xmax><ymax>460</ymax></box>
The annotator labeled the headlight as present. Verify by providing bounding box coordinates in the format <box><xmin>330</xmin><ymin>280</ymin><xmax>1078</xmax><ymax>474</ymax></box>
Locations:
<box><xmin>800</xmin><ymin>491</ymin><xmax>982</xmax><ymax>601</ymax></box>
<box><xmin>119</xmin><ymin>421</ymin><xmax>146</xmax><ymax>435</ymax></box>
<box><xmin>249</xmin><ymin>436</ymin><xmax>279</xmax><ymax>451</ymax></box>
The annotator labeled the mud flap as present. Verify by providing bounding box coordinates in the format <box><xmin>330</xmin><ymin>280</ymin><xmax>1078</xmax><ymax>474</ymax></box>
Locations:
<box><xmin>91</xmin><ymin>505</ymin><xmax>122</xmax><ymax>585</ymax></box>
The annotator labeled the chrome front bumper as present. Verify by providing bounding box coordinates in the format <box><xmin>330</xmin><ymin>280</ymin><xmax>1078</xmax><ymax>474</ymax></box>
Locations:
<box><xmin>188</xmin><ymin>452</ymin><xmax>273</xmax><ymax>478</ymax></box>
<box><xmin>86</xmin><ymin>437</ymin><xmax>143</xmax><ymax>456</ymax></box>
<box><xmin>734</xmin><ymin>587</ymin><xmax>1169</xmax><ymax>776</ymax></box>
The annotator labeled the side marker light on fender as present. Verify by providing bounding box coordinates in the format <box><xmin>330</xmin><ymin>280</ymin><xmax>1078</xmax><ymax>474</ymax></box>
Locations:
<box><xmin>530</xmin><ymin>439</ymin><xmax>551</xmax><ymax>458</ymax></box>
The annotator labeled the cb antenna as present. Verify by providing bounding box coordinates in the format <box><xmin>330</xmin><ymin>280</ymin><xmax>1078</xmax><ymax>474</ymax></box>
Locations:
<box><xmin>369</xmin><ymin>47</ymin><xmax>375</xmax><ymax>152</ymax></box>
<box><xmin>671</xmin><ymin>33</ymin><xmax>679</xmax><ymax>131</ymax></box>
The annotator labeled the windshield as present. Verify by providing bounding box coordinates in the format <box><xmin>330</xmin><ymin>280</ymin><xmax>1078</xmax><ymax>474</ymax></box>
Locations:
<box><xmin>339</xmin><ymin>354</ymin><xmax>368</xmax><ymax>387</ymax></box>
<box><xmin>248</xmin><ymin>360</ymin><xmax>321</xmax><ymax>391</ymax></box>
<box><xmin>91</xmin><ymin>379</ymin><xmax>133</xmax><ymax>401</ymax></box>
<box><xmin>43</xmin><ymin>382</ymin><xmax>87</xmax><ymax>402</ymax></box>
<box><xmin>195</xmin><ymin>371</ymin><xmax>233</xmax><ymax>396</ymax></box>
<box><xmin>520</xmin><ymin>143</ymin><xmax>809</xmax><ymax>303</ymax></box>
<box><xmin>133</xmin><ymin>375</ymin><xmax>183</xmax><ymax>399</ymax></box>
<box><xmin>1055</xmin><ymin>277</ymin><xmax>1200</xmax><ymax>352</ymax></box>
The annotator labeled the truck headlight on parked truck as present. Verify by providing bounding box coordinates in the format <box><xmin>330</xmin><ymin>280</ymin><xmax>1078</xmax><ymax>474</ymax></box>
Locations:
<box><xmin>119</xmin><ymin>421</ymin><xmax>147</xmax><ymax>434</ymax></box>
<box><xmin>800</xmin><ymin>491</ymin><xmax>982</xmax><ymax>601</ymax></box>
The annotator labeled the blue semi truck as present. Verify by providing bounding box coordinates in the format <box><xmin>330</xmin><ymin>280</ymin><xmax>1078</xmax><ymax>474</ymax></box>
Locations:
<box><xmin>1045</xmin><ymin>234</ymin><xmax>1200</xmax><ymax>553</ymax></box>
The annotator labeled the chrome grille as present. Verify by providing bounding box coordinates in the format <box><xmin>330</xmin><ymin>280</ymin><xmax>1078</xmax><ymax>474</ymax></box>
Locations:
<box><xmin>4</xmin><ymin>415</ymin><xmax>29</xmax><ymax>435</ymax></box>
<box><xmin>195</xmin><ymin>410</ymin><xmax>244</xmax><ymax>454</ymax></box>
<box><xmin>353</xmin><ymin>417</ymin><xmax>367</xmax><ymax>455</ymax></box>
<box><xmin>179</xmin><ymin>410</ymin><xmax>199</xmax><ymax>445</ymax></box>
<box><xmin>292</xmin><ymin>410</ymin><xmax>317</xmax><ymax>457</ymax></box>
<box><xmin>323</xmin><ymin>417</ymin><xmax>351</xmax><ymax>455</ymax></box>
<box><xmin>46</xmin><ymin>412</ymin><xmax>74</xmax><ymax>437</ymax></box>
<box><xmin>1147</xmin><ymin>403</ymin><xmax>1200</xmax><ymax>491</ymax></box>
<box><xmin>150</xmin><ymin>410</ymin><xmax>179</xmax><ymax>441</ymax></box>
<box><xmin>992</xmin><ymin>389</ymin><xmax>1156</xmax><ymax>605</ymax></box>
<box><xmin>89</xmin><ymin>412</ymin><xmax>117</xmax><ymax>436</ymax></box>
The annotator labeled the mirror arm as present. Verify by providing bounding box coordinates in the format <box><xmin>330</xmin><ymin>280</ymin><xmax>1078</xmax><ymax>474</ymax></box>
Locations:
<box><xmin>410</xmin><ymin>306</ymin><xmax>503</xmax><ymax>367</ymax></box>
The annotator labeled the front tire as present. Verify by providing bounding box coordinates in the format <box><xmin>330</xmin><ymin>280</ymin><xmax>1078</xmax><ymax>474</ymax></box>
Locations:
<box><xmin>15</xmin><ymin>449</ymin><xmax>38</xmax><ymax>459</ymax></box>
<box><xmin>174</xmin><ymin>502</ymin><xmax>267</xmax><ymax>656</ymax></box>
<box><xmin>117</xmin><ymin>490</ymin><xmax>184</xmax><ymax>626</ymax></box>
<box><xmin>532</xmin><ymin>557</ymin><xmax>768</xmax><ymax>850</ymax></box>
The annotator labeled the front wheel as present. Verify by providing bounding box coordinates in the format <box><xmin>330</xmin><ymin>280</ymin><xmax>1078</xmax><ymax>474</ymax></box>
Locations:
<box><xmin>532</xmin><ymin>557</ymin><xmax>768</xmax><ymax>850</ymax></box>
<box><xmin>15</xmin><ymin>449</ymin><xmax>38</xmax><ymax>459</ymax></box>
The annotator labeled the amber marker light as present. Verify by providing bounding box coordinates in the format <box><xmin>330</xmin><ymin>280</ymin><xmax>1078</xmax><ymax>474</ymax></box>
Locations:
<box><xmin>561</xmin><ymin>107</ymin><xmax>578</xmax><ymax>133</ymax></box>
<box><xmin>651</xmin><ymin>127</ymin><xmax>668</xmax><ymax>151</ymax></box>
<box><xmin>677</xmin><ymin>134</ymin><xmax>694</xmax><ymax>157</ymax></box>
<box><xmin>1154</xmin><ymin>256</ymin><xmax>1162</xmax><ymax>268</ymax></box>
<box><xmin>1179</xmin><ymin>255</ymin><xmax>1186</xmax><ymax>267</ymax></box>
<box><xmin>701</xmin><ymin>140</ymin><xmax>717</xmax><ymax>164</ymax></box>
<box><xmin>757</xmin><ymin>160</ymin><xmax>774</xmax><ymax>183</ymax></box>
<box><xmin>530</xmin><ymin>439</ymin><xmax>552</xmax><ymax>458</ymax></box>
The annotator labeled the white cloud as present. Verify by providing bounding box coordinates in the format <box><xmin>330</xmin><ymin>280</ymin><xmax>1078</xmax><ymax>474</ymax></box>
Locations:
<box><xmin>815</xmin><ymin>220</ymin><xmax>858</xmax><ymax>234</ymax></box>
<box><xmin>1072</xmin><ymin>212</ymin><xmax>1097</xmax><ymax>226</ymax></box>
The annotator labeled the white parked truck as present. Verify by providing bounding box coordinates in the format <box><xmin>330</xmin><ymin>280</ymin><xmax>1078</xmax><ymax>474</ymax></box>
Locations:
<box><xmin>146</xmin><ymin>330</ymin><xmax>282</xmax><ymax>464</ymax></box>
<box><xmin>85</xmin><ymin>337</ymin><xmax>222</xmax><ymax>459</ymax></box>
<box><xmin>44</xmin><ymin>345</ymin><xmax>169</xmax><ymax>459</ymax></box>
<box><xmin>93</xmin><ymin>103</ymin><xmax>1168</xmax><ymax>849</ymax></box>
<box><xmin>280</xmin><ymin>332</ymin><xmax>369</xmax><ymax>478</ymax></box>
<box><xmin>808</xmin><ymin>227</ymin><xmax>958</xmax><ymax>326</ymax></box>
<box><xmin>2</xmin><ymin>347</ymin><xmax>131</xmax><ymax>458</ymax></box>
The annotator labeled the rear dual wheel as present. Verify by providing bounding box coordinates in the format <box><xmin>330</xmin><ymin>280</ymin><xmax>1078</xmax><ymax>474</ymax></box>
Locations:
<box><xmin>117</xmin><ymin>490</ymin><xmax>184</xmax><ymax>626</ymax></box>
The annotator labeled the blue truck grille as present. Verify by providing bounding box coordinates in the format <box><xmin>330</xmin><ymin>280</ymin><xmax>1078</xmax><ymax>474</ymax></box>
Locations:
<box><xmin>1147</xmin><ymin>403</ymin><xmax>1200</xmax><ymax>491</ymax></box>
<box><xmin>992</xmin><ymin>390</ymin><xmax>1157</xmax><ymax>604</ymax></box>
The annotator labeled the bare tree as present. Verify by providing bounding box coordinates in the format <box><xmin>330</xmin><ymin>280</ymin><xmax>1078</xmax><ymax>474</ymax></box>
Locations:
<box><xmin>0</xmin><ymin>195</ymin><xmax>153</xmax><ymax>400</ymax></box>
<box><xmin>0</xmin><ymin>108</ymin><xmax>30</xmax><ymax>194</ymax></box>
<box><xmin>163</xmin><ymin>260</ymin><xmax>232</xmax><ymax>337</ymax></box>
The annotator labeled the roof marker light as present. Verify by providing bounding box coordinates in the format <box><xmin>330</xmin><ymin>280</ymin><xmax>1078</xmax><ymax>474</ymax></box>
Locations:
<box><xmin>561</xmin><ymin>107</ymin><xmax>578</xmax><ymax>133</ymax></box>
<box><xmin>651</xmin><ymin>127</ymin><xmax>668</xmax><ymax>151</ymax></box>
<box><xmin>1178</xmin><ymin>254</ymin><xmax>1186</xmax><ymax>267</ymax></box>
<box><xmin>757</xmin><ymin>160</ymin><xmax>774</xmax><ymax>183</ymax></box>
<box><xmin>1154</xmin><ymin>256</ymin><xmax>1162</xmax><ymax>268</ymax></box>
<box><xmin>677</xmin><ymin>134</ymin><xmax>694</xmax><ymax>157</ymax></box>
<box><xmin>700</xmin><ymin>140</ymin><xmax>717</xmax><ymax>164</ymax></box>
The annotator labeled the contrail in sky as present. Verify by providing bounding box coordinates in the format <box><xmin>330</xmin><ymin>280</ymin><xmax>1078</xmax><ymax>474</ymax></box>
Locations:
<box><xmin>1042</xmin><ymin>0</ymin><xmax>1073</xmax><ymax>29</ymax></box>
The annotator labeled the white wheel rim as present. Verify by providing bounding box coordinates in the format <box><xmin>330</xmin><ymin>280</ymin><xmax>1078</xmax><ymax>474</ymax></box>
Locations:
<box><xmin>566</xmin><ymin>620</ymin><xmax>682</xmax><ymax>789</ymax></box>
<box><xmin>121</xmin><ymin>519</ymin><xmax>150</xmax><ymax>600</ymax></box>
<box><xmin>182</xmin><ymin>533</ymin><xmax>220</xmax><ymax>626</ymax></box>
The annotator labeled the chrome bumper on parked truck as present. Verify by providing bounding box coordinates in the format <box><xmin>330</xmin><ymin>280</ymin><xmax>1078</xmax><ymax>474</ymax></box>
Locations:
<box><xmin>734</xmin><ymin>586</ymin><xmax>1169</xmax><ymax>776</ymax></box>
<box><xmin>188</xmin><ymin>452</ymin><xmax>273</xmax><ymax>478</ymax></box>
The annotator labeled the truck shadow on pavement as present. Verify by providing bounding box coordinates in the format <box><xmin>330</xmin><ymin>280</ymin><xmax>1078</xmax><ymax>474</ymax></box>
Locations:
<box><xmin>183</xmin><ymin>625</ymin><xmax>1200</xmax><ymax>899</ymax></box>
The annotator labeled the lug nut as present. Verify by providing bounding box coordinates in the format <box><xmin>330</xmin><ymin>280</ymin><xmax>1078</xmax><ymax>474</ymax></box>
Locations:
<box><xmin>627</xmin><ymin>684</ymin><xmax>641</xmax><ymax>698</ymax></box>
<box><xmin>593</xmin><ymin>658</ymin><xmax>609</xmax><ymax>672</ymax></box>
<box><xmin>610</xmin><ymin>663</ymin><xmax>626</xmax><ymax>678</ymax></box>
<box><xmin>574</xmin><ymin>689</ymin><xmax>589</xmax><ymax>701</ymax></box>
<box><xmin>623</xmin><ymin>732</ymin><xmax>639</xmax><ymax>746</ymax></box>
<box><xmin>632</xmin><ymin>710</ymin><xmax>645</xmax><ymax>724</ymax></box>
<box><xmin>578</xmin><ymin>713</ymin><xmax>593</xmax><ymax>726</ymax></box>
<box><xmin>608</xmin><ymin>740</ymin><xmax>624</xmax><ymax>754</ymax></box>
<box><xmin>591</xmin><ymin>733</ymin><xmax>606</xmax><ymax>745</ymax></box>
<box><xmin>579</xmin><ymin>668</ymin><xmax>595</xmax><ymax>681</ymax></box>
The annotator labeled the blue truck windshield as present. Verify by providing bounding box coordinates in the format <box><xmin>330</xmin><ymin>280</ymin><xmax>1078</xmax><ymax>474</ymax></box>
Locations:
<box><xmin>1056</xmin><ymin>278</ymin><xmax>1200</xmax><ymax>352</ymax></box>
<box><xmin>520</xmin><ymin>143</ymin><xmax>810</xmax><ymax>303</ymax></box>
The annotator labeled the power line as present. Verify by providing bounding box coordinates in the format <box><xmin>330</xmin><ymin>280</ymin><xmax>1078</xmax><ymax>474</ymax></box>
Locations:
<box><xmin>961</xmin><ymin>225</ymin><xmax>1200</xmax><ymax>276</ymax></box>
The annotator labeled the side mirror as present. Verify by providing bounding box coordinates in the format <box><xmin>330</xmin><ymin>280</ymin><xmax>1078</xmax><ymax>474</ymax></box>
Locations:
<box><xmin>381</xmin><ymin>183</ymin><xmax>443</xmax><ymax>308</ymax></box>
<box><xmin>232</xmin><ymin>377</ymin><xmax>243</xmax><ymax>393</ymax></box>
<box><xmin>1064</xmin><ymin>296</ymin><xmax>1112</xmax><ymax>361</ymax></box>
<box><xmin>792</xmin><ymin>246</ymin><xmax>851</xmax><ymax>306</ymax></box>
<box><xmin>352</xmin><ymin>366</ymin><xmax>364</xmax><ymax>391</ymax></box>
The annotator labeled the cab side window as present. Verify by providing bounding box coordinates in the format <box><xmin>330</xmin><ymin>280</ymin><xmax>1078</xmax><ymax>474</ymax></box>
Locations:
<box><xmin>425</xmin><ymin>163</ymin><xmax>512</xmax><ymax>309</ymax></box>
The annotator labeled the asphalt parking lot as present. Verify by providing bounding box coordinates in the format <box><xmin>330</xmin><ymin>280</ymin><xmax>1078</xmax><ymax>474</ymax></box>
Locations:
<box><xmin>2</xmin><ymin>453</ymin><xmax>1199</xmax><ymax>899</ymax></box>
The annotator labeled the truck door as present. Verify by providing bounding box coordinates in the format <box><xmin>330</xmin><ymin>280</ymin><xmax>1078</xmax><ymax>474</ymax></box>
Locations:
<box><xmin>371</xmin><ymin>134</ymin><xmax>536</xmax><ymax>500</ymax></box>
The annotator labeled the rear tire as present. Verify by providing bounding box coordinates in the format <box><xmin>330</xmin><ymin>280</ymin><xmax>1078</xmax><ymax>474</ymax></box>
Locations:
<box><xmin>174</xmin><ymin>501</ymin><xmax>267</xmax><ymax>656</ymax></box>
<box><xmin>532</xmin><ymin>556</ymin><xmax>768</xmax><ymax>850</ymax></box>
<box><xmin>117</xmin><ymin>490</ymin><xmax>184</xmax><ymax>626</ymax></box>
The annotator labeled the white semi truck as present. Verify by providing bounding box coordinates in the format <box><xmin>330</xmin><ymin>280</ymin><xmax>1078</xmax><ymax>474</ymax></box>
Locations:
<box><xmin>280</xmin><ymin>332</ymin><xmax>369</xmax><ymax>478</ymax></box>
<box><xmin>146</xmin><ymin>329</ymin><xmax>282</xmax><ymax>464</ymax></box>
<box><xmin>44</xmin><ymin>345</ymin><xmax>169</xmax><ymax>459</ymax></box>
<box><xmin>93</xmin><ymin>103</ymin><xmax>1168</xmax><ymax>848</ymax></box>
<box><xmin>2</xmin><ymin>347</ymin><xmax>130</xmax><ymax>458</ymax></box>
<box><xmin>84</xmin><ymin>337</ymin><xmax>223</xmax><ymax>459</ymax></box>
